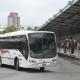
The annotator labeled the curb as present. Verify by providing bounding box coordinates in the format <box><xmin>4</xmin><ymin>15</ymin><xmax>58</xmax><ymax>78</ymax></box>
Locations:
<box><xmin>58</xmin><ymin>52</ymin><xmax>80</xmax><ymax>60</ymax></box>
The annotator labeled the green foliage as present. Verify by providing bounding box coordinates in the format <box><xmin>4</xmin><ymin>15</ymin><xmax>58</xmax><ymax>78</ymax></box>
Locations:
<box><xmin>27</xmin><ymin>27</ymin><xmax>33</xmax><ymax>30</ymax></box>
<box><xmin>0</xmin><ymin>31</ymin><xmax>2</xmax><ymax>34</ymax></box>
<box><xmin>3</xmin><ymin>25</ymin><xmax>17</xmax><ymax>33</ymax></box>
<box><xmin>27</xmin><ymin>26</ymin><xmax>39</xmax><ymax>31</ymax></box>
<box><xmin>33</xmin><ymin>26</ymin><xmax>39</xmax><ymax>31</ymax></box>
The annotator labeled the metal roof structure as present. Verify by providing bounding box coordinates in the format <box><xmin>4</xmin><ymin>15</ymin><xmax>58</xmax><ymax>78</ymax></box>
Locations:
<box><xmin>39</xmin><ymin>0</ymin><xmax>80</xmax><ymax>37</ymax></box>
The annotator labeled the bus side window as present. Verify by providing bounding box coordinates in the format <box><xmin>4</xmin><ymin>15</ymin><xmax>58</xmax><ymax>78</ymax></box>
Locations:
<box><xmin>11</xmin><ymin>35</ymin><xmax>29</xmax><ymax>60</ymax></box>
<box><xmin>17</xmin><ymin>35</ymin><xmax>29</xmax><ymax>60</ymax></box>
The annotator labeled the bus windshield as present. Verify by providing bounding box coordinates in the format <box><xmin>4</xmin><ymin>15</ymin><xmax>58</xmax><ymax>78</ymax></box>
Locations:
<box><xmin>28</xmin><ymin>33</ymin><xmax>56</xmax><ymax>59</ymax></box>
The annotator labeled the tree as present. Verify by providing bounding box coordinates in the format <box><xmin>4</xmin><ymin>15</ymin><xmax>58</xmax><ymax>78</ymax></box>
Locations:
<box><xmin>33</xmin><ymin>26</ymin><xmax>39</xmax><ymax>31</ymax></box>
<box><xmin>27</xmin><ymin>27</ymin><xmax>33</xmax><ymax>30</ymax></box>
<box><xmin>27</xmin><ymin>26</ymin><xmax>39</xmax><ymax>31</ymax></box>
<box><xmin>3</xmin><ymin>25</ymin><xmax>17</xmax><ymax>33</ymax></box>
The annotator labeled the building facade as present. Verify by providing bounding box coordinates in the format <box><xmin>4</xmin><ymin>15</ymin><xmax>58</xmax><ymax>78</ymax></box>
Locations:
<box><xmin>8</xmin><ymin>12</ymin><xmax>20</xmax><ymax>28</ymax></box>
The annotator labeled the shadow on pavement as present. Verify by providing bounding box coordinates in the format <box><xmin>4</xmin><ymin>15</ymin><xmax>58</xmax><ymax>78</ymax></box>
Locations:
<box><xmin>1</xmin><ymin>64</ymin><xmax>15</xmax><ymax>70</ymax></box>
<box><xmin>1</xmin><ymin>64</ymin><xmax>55</xmax><ymax>73</ymax></box>
<box><xmin>20</xmin><ymin>68</ymin><xmax>55</xmax><ymax>73</ymax></box>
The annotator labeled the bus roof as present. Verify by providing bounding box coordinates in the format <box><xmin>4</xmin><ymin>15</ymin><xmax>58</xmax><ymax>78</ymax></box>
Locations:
<box><xmin>0</xmin><ymin>30</ymin><xmax>55</xmax><ymax>37</ymax></box>
<box><xmin>0</xmin><ymin>30</ymin><xmax>55</xmax><ymax>49</ymax></box>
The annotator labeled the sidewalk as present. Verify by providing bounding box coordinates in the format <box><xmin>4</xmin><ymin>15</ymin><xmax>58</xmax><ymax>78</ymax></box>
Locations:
<box><xmin>58</xmin><ymin>48</ymin><xmax>80</xmax><ymax>59</ymax></box>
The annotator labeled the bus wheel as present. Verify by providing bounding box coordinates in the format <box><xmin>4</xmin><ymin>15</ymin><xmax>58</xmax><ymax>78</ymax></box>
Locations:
<box><xmin>14</xmin><ymin>59</ymin><xmax>20</xmax><ymax>71</ymax></box>
<box><xmin>0</xmin><ymin>57</ymin><xmax>2</xmax><ymax>67</ymax></box>
<box><xmin>40</xmin><ymin>67</ymin><xmax>45</xmax><ymax>72</ymax></box>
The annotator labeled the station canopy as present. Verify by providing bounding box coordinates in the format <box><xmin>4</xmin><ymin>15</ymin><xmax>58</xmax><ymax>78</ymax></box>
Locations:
<box><xmin>39</xmin><ymin>0</ymin><xmax>80</xmax><ymax>37</ymax></box>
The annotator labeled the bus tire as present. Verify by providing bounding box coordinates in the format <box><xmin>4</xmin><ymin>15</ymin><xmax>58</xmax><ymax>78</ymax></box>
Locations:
<box><xmin>40</xmin><ymin>67</ymin><xmax>45</xmax><ymax>72</ymax></box>
<box><xmin>14</xmin><ymin>58</ymin><xmax>20</xmax><ymax>71</ymax></box>
<box><xmin>0</xmin><ymin>56</ymin><xmax>2</xmax><ymax>67</ymax></box>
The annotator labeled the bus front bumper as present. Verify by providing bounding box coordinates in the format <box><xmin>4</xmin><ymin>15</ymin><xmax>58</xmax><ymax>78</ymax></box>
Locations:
<box><xmin>20</xmin><ymin>61</ymin><xmax>56</xmax><ymax>69</ymax></box>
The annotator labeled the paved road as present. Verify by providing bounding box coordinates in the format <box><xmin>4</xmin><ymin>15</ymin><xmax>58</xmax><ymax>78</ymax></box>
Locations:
<box><xmin>0</xmin><ymin>57</ymin><xmax>80</xmax><ymax>80</ymax></box>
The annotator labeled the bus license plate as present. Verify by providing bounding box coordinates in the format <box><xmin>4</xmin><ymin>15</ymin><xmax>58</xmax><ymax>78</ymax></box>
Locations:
<box><xmin>42</xmin><ymin>64</ymin><xmax>46</xmax><ymax>67</ymax></box>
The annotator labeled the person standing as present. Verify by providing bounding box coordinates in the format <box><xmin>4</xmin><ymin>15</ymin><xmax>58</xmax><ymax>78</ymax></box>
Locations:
<box><xmin>58</xmin><ymin>41</ymin><xmax>61</xmax><ymax>52</ymax></box>
<box><xmin>76</xmin><ymin>41</ymin><xmax>80</xmax><ymax>55</ymax></box>
<box><xmin>63</xmin><ymin>40</ymin><xmax>67</xmax><ymax>53</ymax></box>
<box><xmin>70</xmin><ymin>38</ymin><xmax>75</xmax><ymax>54</ymax></box>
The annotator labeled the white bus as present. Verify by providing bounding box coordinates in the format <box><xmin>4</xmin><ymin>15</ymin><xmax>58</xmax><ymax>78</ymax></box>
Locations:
<box><xmin>0</xmin><ymin>30</ymin><xmax>57</xmax><ymax>71</ymax></box>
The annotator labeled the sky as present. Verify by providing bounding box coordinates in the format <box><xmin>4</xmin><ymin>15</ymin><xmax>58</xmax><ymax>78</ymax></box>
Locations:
<box><xmin>0</xmin><ymin>0</ymin><xmax>70</xmax><ymax>28</ymax></box>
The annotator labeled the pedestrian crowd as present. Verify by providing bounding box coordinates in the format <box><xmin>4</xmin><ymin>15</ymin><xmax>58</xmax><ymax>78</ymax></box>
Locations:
<box><xmin>57</xmin><ymin>37</ymin><xmax>80</xmax><ymax>54</ymax></box>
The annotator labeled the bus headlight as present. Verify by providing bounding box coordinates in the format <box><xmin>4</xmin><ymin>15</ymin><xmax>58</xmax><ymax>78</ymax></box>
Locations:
<box><xmin>52</xmin><ymin>59</ymin><xmax>56</xmax><ymax>62</ymax></box>
<box><xmin>29</xmin><ymin>60</ymin><xmax>36</xmax><ymax>63</ymax></box>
